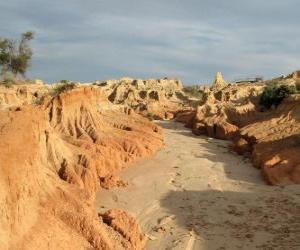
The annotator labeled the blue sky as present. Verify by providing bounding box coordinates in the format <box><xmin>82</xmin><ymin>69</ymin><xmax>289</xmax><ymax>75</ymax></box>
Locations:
<box><xmin>0</xmin><ymin>0</ymin><xmax>299</xmax><ymax>84</ymax></box>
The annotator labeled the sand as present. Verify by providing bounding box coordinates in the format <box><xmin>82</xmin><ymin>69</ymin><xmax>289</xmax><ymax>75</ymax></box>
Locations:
<box><xmin>96</xmin><ymin>121</ymin><xmax>300</xmax><ymax>250</ymax></box>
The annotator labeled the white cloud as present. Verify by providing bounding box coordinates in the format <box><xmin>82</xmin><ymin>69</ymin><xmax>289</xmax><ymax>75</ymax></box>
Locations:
<box><xmin>0</xmin><ymin>0</ymin><xmax>299</xmax><ymax>84</ymax></box>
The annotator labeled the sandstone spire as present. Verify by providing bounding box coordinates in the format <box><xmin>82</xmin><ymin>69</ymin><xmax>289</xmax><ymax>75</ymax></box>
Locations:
<box><xmin>212</xmin><ymin>72</ymin><xmax>228</xmax><ymax>89</ymax></box>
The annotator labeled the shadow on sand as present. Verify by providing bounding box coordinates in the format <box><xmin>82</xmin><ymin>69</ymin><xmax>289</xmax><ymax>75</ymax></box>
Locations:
<box><xmin>156</xmin><ymin>121</ymin><xmax>300</xmax><ymax>249</ymax></box>
<box><xmin>160</xmin><ymin>189</ymin><xmax>300</xmax><ymax>250</ymax></box>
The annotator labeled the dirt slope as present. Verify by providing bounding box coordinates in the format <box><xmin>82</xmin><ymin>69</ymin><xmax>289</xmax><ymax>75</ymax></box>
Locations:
<box><xmin>0</xmin><ymin>86</ymin><xmax>163</xmax><ymax>249</ymax></box>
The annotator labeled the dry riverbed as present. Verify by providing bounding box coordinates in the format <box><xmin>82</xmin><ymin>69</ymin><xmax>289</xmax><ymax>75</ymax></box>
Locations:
<box><xmin>96</xmin><ymin>121</ymin><xmax>300</xmax><ymax>250</ymax></box>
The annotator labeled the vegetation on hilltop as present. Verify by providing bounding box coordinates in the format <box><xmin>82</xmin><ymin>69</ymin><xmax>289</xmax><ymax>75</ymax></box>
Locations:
<box><xmin>50</xmin><ymin>82</ymin><xmax>76</xmax><ymax>96</ymax></box>
<box><xmin>260</xmin><ymin>83</ymin><xmax>296</xmax><ymax>109</ymax></box>
<box><xmin>296</xmin><ymin>80</ymin><xmax>300</xmax><ymax>92</ymax></box>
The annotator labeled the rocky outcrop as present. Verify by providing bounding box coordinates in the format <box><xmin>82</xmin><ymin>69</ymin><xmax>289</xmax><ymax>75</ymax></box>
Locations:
<box><xmin>95</xmin><ymin>77</ymin><xmax>186</xmax><ymax>120</ymax></box>
<box><xmin>179</xmin><ymin>73</ymin><xmax>300</xmax><ymax>185</ymax></box>
<box><xmin>212</xmin><ymin>72</ymin><xmax>228</xmax><ymax>90</ymax></box>
<box><xmin>285</xmin><ymin>70</ymin><xmax>300</xmax><ymax>80</ymax></box>
<box><xmin>0</xmin><ymin>86</ymin><xmax>163</xmax><ymax>249</ymax></box>
<box><xmin>0</xmin><ymin>83</ymin><xmax>49</xmax><ymax>109</ymax></box>
<box><xmin>179</xmin><ymin>83</ymin><xmax>264</xmax><ymax>139</ymax></box>
<box><xmin>266</xmin><ymin>70</ymin><xmax>300</xmax><ymax>87</ymax></box>
<box><xmin>235</xmin><ymin>95</ymin><xmax>300</xmax><ymax>185</ymax></box>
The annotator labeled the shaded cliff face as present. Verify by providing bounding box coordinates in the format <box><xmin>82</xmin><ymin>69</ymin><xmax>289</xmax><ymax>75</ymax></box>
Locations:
<box><xmin>238</xmin><ymin>96</ymin><xmax>300</xmax><ymax>185</ymax></box>
<box><xmin>0</xmin><ymin>86</ymin><xmax>163</xmax><ymax>250</ymax></box>
<box><xmin>95</xmin><ymin>78</ymin><xmax>186</xmax><ymax>120</ymax></box>
<box><xmin>177</xmin><ymin>77</ymin><xmax>300</xmax><ymax>186</ymax></box>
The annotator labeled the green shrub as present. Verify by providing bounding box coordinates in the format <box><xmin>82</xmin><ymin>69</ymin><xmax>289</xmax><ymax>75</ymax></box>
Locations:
<box><xmin>60</xmin><ymin>80</ymin><xmax>69</xmax><ymax>84</ymax></box>
<box><xmin>260</xmin><ymin>84</ymin><xmax>295</xmax><ymax>109</ymax></box>
<box><xmin>92</xmin><ymin>81</ymin><xmax>108</xmax><ymax>87</ymax></box>
<box><xmin>51</xmin><ymin>82</ymin><xmax>76</xmax><ymax>96</ymax></box>
<box><xmin>295</xmin><ymin>80</ymin><xmax>300</xmax><ymax>92</ymax></box>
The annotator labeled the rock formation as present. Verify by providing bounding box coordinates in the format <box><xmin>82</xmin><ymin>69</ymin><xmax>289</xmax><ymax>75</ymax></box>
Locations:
<box><xmin>177</xmin><ymin>72</ymin><xmax>300</xmax><ymax>185</ymax></box>
<box><xmin>2</xmin><ymin>70</ymin><xmax>300</xmax><ymax>249</ymax></box>
<box><xmin>0</xmin><ymin>85</ymin><xmax>163</xmax><ymax>249</ymax></box>
<box><xmin>0</xmin><ymin>83</ymin><xmax>49</xmax><ymax>109</ymax></box>
<box><xmin>95</xmin><ymin>77</ymin><xmax>186</xmax><ymax>120</ymax></box>
<box><xmin>179</xmin><ymin>83</ymin><xmax>264</xmax><ymax>139</ymax></box>
<box><xmin>286</xmin><ymin>70</ymin><xmax>300</xmax><ymax>80</ymax></box>
<box><xmin>212</xmin><ymin>72</ymin><xmax>228</xmax><ymax>90</ymax></box>
<box><xmin>235</xmin><ymin>95</ymin><xmax>300</xmax><ymax>185</ymax></box>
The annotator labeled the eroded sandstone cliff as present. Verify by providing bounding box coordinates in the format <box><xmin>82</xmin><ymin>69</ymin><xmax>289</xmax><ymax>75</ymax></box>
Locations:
<box><xmin>0</xmin><ymin>85</ymin><xmax>163</xmax><ymax>249</ymax></box>
<box><xmin>95</xmin><ymin>77</ymin><xmax>186</xmax><ymax>120</ymax></box>
<box><xmin>177</xmin><ymin>72</ymin><xmax>300</xmax><ymax>185</ymax></box>
<box><xmin>236</xmin><ymin>95</ymin><xmax>300</xmax><ymax>185</ymax></box>
<box><xmin>0</xmin><ymin>83</ymin><xmax>48</xmax><ymax>108</ymax></box>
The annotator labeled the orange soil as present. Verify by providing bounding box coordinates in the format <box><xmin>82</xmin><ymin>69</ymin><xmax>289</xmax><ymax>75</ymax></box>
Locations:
<box><xmin>0</xmin><ymin>86</ymin><xmax>163</xmax><ymax>249</ymax></box>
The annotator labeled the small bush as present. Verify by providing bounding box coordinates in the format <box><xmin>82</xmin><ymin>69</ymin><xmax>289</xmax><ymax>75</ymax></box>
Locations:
<box><xmin>51</xmin><ymin>82</ymin><xmax>76</xmax><ymax>96</ymax></box>
<box><xmin>60</xmin><ymin>79</ymin><xmax>69</xmax><ymax>84</ymax></box>
<box><xmin>295</xmin><ymin>80</ymin><xmax>300</xmax><ymax>92</ymax></box>
<box><xmin>260</xmin><ymin>83</ymin><xmax>295</xmax><ymax>109</ymax></box>
<box><xmin>92</xmin><ymin>81</ymin><xmax>107</xmax><ymax>87</ymax></box>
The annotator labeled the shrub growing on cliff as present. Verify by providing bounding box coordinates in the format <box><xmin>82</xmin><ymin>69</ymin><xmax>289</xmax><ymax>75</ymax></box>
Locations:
<box><xmin>51</xmin><ymin>82</ymin><xmax>76</xmax><ymax>96</ymax></box>
<box><xmin>296</xmin><ymin>80</ymin><xmax>300</xmax><ymax>92</ymax></box>
<box><xmin>0</xmin><ymin>32</ymin><xmax>34</xmax><ymax>78</ymax></box>
<box><xmin>260</xmin><ymin>84</ymin><xmax>295</xmax><ymax>109</ymax></box>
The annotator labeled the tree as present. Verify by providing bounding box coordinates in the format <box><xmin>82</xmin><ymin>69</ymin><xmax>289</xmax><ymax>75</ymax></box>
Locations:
<box><xmin>0</xmin><ymin>31</ymin><xmax>34</xmax><ymax>78</ymax></box>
